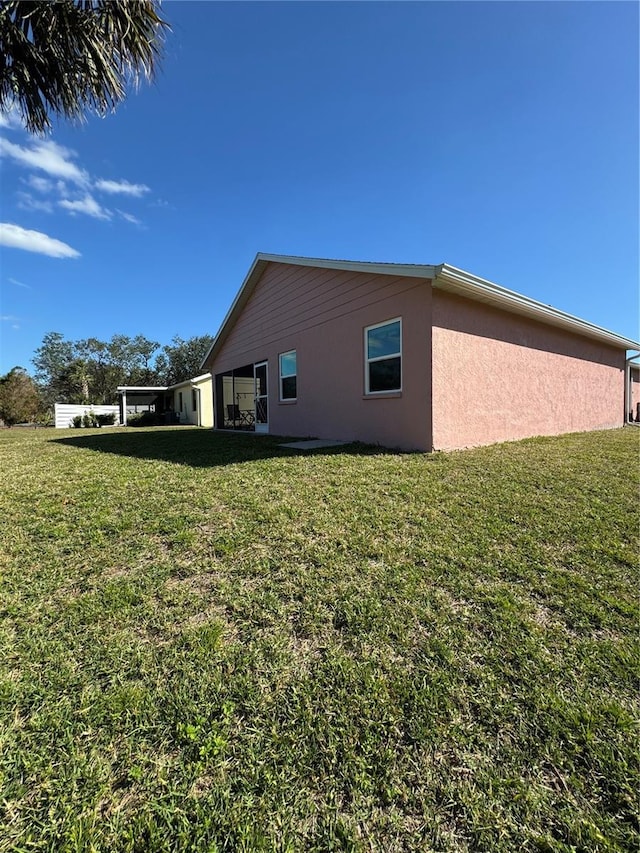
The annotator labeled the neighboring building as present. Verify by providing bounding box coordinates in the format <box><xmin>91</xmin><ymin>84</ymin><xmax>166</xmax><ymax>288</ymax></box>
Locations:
<box><xmin>117</xmin><ymin>374</ymin><xmax>213</xmax><ymax>427</ymax></box>
<box><xmin>629</xmin><ymin>361</ymin><xmax>640</xmax><ymax>422</ymax></box>
<box><xmin>169</xmin><ymin>373</ymin><xmax>213</xmax><ymax>427</ymax></box>
<box><xmin>117</xmin><ymin>386</ymin><xmax>169</xmax><ymax>425</ymax></box>
<box><xmin>200</xmin><ymin>254</ymin><xmax>639</xmax><ymax>451</ymax></box>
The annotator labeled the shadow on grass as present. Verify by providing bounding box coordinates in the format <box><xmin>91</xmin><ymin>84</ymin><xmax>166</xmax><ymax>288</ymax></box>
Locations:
<box><xmin>52</xmin><ymin>427</ymin><xmax>400</xmax><ymax>468</ymax></box>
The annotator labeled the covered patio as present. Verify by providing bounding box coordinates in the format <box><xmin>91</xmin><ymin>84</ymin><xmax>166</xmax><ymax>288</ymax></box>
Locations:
<box><xmin>214</xmin><ymin>361</ymin><xmax>268</xmax><ymax>432</ymax></box>
<box><xmin>116</xmin><ymin>386</ymin><xmax>176</xmax><ymax>426</ymax></box>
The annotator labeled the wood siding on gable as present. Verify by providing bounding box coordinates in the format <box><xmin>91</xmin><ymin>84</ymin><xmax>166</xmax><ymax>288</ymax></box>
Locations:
<box><xmin>215</xmin><ymin>264</ymin><xmax>424</xmax><ymax>370</ymax></box>
<box><xmin>209</xmin><ymin>263</ymin><xmax>434</xmax><ymax>450</ymax></box>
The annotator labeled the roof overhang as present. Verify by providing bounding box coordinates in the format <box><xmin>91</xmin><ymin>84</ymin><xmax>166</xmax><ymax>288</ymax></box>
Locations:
<box><xmin>117</xmin><ymin>386</ymin><xmax>167</xmax><ymax>393</ymax></box>
<box><xmin>116</xmin><ymin>387</ymin><xmax>167</xmax><ymax>407</ymax></box>
<box><xmin>433</xmin><ymin>264</ymin><xmax>640</xmax><ymax>351</ymax></box>
<box><xmin>200</xmin><ymin>253</ymin><xmax>438</xmax><ymax>368</ymax></box>
<box><xmin>166</xmin><ymin>372</ymin><xmax>212</xmax><ymax>391</ymax></box>
<box><xmin>200</xmin><ymin>253</ymin><xmax>639</xmax><ymax>369</ymax></box>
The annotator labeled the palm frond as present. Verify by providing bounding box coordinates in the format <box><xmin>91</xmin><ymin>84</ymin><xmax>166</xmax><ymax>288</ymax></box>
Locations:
<box><xmin>0</xmin><ymin>0</ymin><xmax>169</xmax><ymax>133</ymax></box>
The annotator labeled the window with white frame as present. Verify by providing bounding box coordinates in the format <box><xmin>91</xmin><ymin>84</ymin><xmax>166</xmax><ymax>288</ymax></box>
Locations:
<box><xmin>279</xmin><ymin>350</ymin><xmax>297</xmax><ymax>400</ymax></box>
<box><xmin>365</xmin><ymin>318</ymin><xmax>402</xmax><ymax>393</ymax></box>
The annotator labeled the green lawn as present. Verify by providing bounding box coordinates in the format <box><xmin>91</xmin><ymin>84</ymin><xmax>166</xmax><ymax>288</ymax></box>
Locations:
<box><xmin>0</xmin><ymin>426</ymin><xmax>638</xmax><ymax>852</ymax></box>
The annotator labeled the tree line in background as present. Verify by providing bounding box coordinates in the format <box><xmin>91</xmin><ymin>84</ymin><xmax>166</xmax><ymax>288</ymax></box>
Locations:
<box><xmin>0</xmin><ymin>332</ymin><xmax>214</xmax><ymax>426</ymax></box>
<box><xmin>1</xmin><ymin>1</ymin><xmax>175</xmax><ymax>427</ymax></box>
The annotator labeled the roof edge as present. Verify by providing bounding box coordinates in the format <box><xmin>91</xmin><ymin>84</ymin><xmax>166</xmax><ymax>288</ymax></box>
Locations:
<box><xmin>117</xmin><ymin>386</ymin><xmax>167</xmax><ymax>392</ymax></box>
<box><xmin>434</xmin><ymin>264</ymin><xmax>640</xmax><ymax>351</ymax></box>
<box><xmin>166</xmin><ymin>372</ymin><xmax>212</xmax><ymax>391</ymax></box>
<box><xmin>200</xmin><ymin>254</ymin><xmax>267</xmax><ymax>369</ymax></box>
<box><xmin>255</xmin><ymin>253</ymin><xmax>439</xmax><ymax>279</ymax></box>
<box><xmin>199</xmin><ymin>253</ymin><xmax>439</xmax><ymax>369</ymax></box>
<box><xmin>199</xmin><ymin>254</ymin><xmax>640</xmax><ymax>370</ymax></box>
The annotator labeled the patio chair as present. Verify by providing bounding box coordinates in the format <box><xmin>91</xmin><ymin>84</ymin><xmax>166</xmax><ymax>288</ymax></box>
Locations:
<box><xmin>226</xmin><ymin>404</ymin><xmax>241</xmax><ymax>427</ymax></box>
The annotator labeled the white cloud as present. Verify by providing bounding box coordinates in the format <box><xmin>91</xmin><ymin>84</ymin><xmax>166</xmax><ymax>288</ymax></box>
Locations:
<box><xmin>25</xmin><ymin>174</ymin><xmax>55</xmax><ymax>194</ymax></box>
<box><xmin>117</xmin><ymin>209</ymin><xmax>142</xmax><ymax>226</ymax></box>
<box><xmin>1</xmin><ymin>134</ymin><xmax>156</xmax><ymax>228</ymax></box>
<box><xmin>8</xmin><ymin>277</ymin><xmax>31</xmax><ymax>289</ymax></box>
<box><xmin>95</xmin><ymin>178</ymin><xmax>151</xmax><ymax>197</ymax></box>
<box><xmin>1</xmin><ymin>312</ymin><xmax>22</xmax><ymax>330</ymax></box>
<box><xmin>1</xmin><ymin>314</ymin><xmax>21</xmax><ymax>329</ymax></box>
<box><xmin>0</xmin><ymin>138</ymin><xmax>88</xmax><ymax>184</ymax></box>
<box><xmin>0</xmin><ymin>223</ymin><xmax>80</xmax><ymax>259</ymax></box>
<box><xmin>0</xmin><ymin>110</ymin><xmax>20</xmax><ymax>130</ymax></box>
<box><xmin>17</xmin><ymin>192</ymin><xmax>54</xmax><ymax>214</ymax></box>
<box><xmin>59</xmin><ymin>194</ymin><xmax>111</xmax><ymax>220</ymax></box>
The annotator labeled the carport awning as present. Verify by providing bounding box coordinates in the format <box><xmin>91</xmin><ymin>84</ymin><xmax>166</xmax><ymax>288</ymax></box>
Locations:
<box><xmin>117</xmin><ymin>386</ymin><xmax>168</xmax><ymax>403</ymax></box>
<box><xmin>120</xmin><ymin>391</ymin><xmax>166</xmax><ymax>405</ymax></box>
<box><xmin>117</xmin><ymin>386</ymin><xmax>169</xmax><ymax>425</ymax></box>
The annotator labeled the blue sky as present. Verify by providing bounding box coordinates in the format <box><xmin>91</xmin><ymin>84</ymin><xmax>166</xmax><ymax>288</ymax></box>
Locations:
<box><xmin>1</xmin><ymin>1</ymin><xmax>638</xmax><ymax>375</ymax></box>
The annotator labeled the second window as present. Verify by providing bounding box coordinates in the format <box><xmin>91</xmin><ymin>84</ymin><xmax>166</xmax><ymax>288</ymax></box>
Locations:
<box><xmin>279</xmin><ymin>350</ymin><xmax>297</xmax><ymax>400</ymax></box>
<box><xmin>365</xmin><ymin>319</ymin><xmax>401</xmax><ymax>393</ymax></box>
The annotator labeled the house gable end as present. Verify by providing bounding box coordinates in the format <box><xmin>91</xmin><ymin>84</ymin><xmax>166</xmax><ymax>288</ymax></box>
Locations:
<box><xmin>205</xmin><ymin>260</ymin><xmax>433</xmax><ymax>375</ymax></box>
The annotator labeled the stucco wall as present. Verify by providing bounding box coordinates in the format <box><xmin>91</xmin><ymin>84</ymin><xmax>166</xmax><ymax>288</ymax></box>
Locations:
<box><xmin>208</xmin><ymin>263</ymin><xmax>433</xmax><ymax>450</ymax></box>
<box><xmin>172</xmin><ymin>377</ymin><xmax>213</xmax><ymax>427</ymax></box>
<box><xmin>431</xmin><ymin>290</ymin><xmax>626</xmax><ymax>450</ymax></box>
<box><xmin>195</xmin><ymin>377</ymin><xmax>214</xmax><ymax>428</ymax></box>
<box><xmin>630</xmin><ymin>365</ymin><xmax>640</xmax><ymax>421</ymax></box>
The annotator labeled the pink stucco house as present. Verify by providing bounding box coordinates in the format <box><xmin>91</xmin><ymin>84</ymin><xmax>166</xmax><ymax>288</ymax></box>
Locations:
<box><xmin>200</xmin><ymin>254</ymin><xmax>639</xmax><ymax>451</ymax></box>
<box><xmin>630</xmin><ymin>361</ymin><xmax>640</xmax><ymax>423</ymax></box>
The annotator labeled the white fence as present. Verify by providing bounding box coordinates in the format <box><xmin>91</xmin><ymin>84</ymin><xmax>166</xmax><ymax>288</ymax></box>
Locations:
<box><xmin>54</xmin><ymin>403</ymin><xmax>120</xmax><ymax>429</ymax></box>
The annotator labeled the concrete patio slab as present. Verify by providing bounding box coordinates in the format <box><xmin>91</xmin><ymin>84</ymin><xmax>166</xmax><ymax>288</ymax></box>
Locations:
<box><xmin>278</xmin><ymin>439</ymin><xmax>350</xmax><ymax>451</ymax></box>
